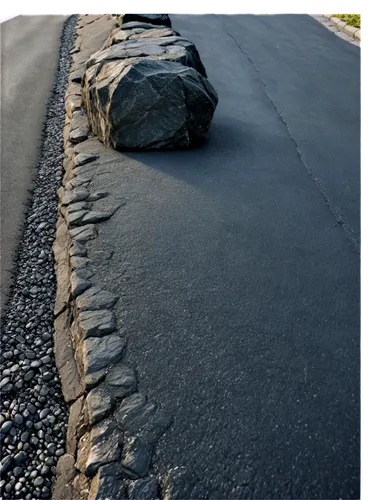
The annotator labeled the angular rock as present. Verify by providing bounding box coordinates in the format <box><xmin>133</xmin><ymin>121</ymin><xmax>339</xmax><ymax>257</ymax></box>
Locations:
<box><xmin>66</xmin><ymin>176</ymin><xmax>92</xmax><ymax>190</ymax></box>
<box><xmin>70</xmin><ymin>268</ymin><xmax>93</xmax><ymax>297</ymax></box>
<box><xmin>78</xmin><ymin>309</ymin><xmax>116</xmax><ymax>338</ymax></box>
<box><xmin>105</xmin><ymin>363</ymin><xmax>137</xmax><ymax>398</ymax></box>
<box><xmin>70</xmin><ymin>127</ymin><xmax>89</xmax><ymax>144</ymax></box>
<box><xmin>77</xmin><ymin>418</ymin><xmax>122</xmax><ymax>477</ymax></box>
<box><xmin>103</xmin><ymin>23</ymin><xmax>179</xmax><ymax>49</ymax></box>
<box><xmin>71</xmin><ymin>67</ymin><xmax>85</xmax><ymax>83</ymax></box>
<box><xmin>81</xmin><ymin>335</ymin><xmax>125</xmax><ymax>387</ymax></box>
<box><xmin>82</xmin><ymin>211</ymin><xmax>113</xmax><ymax>224</ymax></box>
<box><xmin>74</xmin><ymin>153</ymin><xmax>99</xmax><ymax>167</ymax></box>
<box><xmin>118</xmin><ymin>14</ymin><xmax>171</xmax><ymax>27</ymax></box>
<box><xmin>141</xmin><ymin>407</ymin><xmax>173</xmax><ymax>444</ymax></box>
<box><xmin>73</xmin><ymin>473</ymin><xmax>91</xmax><ymax>500</ymax></box>
<box><xmin>70</xmin><ymin>224</ymin><xmax>96</xmax><ymax>243</ymax></box>
<box><xmin>87</xmin><ymin>191</ymin><xmax>109</xmax><ymax>202</ymax></box>
<box><xmin>76</xmin><ymin>286</ymin><xmax>119</xmax><ymax>311</ymax></box>
<box><xmin>88</xmin><ymin>463</ymin><xmax>126</xmax><ymax>500</ymax></box>
<box><xmin>121</xmin><ymin>436</ymin><xmax>152</xmax><ymax>479</ymax></box>
<box><xmin>86</xmin><ymin>386</ymin><xmax>115</xmax><ymax>425</ymax></box>
<box><xmin>62</xmin><ymin>186</ymin><xmax>89</xmax><ymax>205</ymax></box>
<box><xmin>70</xmin><ymin>256</ymin><xmax>91</xmax><ymax>269</ymax></box>
<box><xmin>128</xmin><ymin>475</ymin><xmax>158</xmax><ymax>500</ymax></box>
<box><xmin>117</xmin><ymin>400</ymin><xmax>157</xmax><ymax>436</ymax></box>
<box><xmin>53</xmin><ymin>454</ymin><xmax>76</xmax><ymax>500</ymax></box>
<box><xmin>83</xmin><ymin>59</ymin><xmax>217</xmax><ymax>150</ymax></box>
<box><xmin>67</xmin><ymin>209</ymin><xmax>89</xmax><ymax>227</ymax></box>
<box><xmin>86</xmin><ymin>36</ymin><xmax>207</xmax><ymax>77</ymax></box>
<box><xmin>67</xmin><ymin>200</ymin><xmax>92</xmax><ymax>213</ymax></box>
<box><xmin>70</xmin><ymin>240</ymin><xmax>88</xmax><ymax>257</ymax></box>
<box><xmin>115</xmin><ymin>393</ymin><xmax>147</xmax><ymax>424</ymax></box>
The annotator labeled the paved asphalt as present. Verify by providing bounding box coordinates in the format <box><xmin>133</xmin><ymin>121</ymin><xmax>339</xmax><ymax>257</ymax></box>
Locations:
<box><xmin>0</xmin><ymin>15</ymin><xmax>65</xmax><ymax>315</ymax></box>
<box><xmin>87</xmin><ymin>14</ymin><xmax>359</xmax><ymax>499</ymax></box>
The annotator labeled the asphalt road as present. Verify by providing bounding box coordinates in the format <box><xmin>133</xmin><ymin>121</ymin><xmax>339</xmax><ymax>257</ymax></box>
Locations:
<box><xmin>0</xmin><ymin>15</ymin><xmax>65</xmax><ymax>315</ymax></box>
<box><xmin>89</xmin><ymin>14</ymin><xmax>359</xmax><ymax>498</ymax></box>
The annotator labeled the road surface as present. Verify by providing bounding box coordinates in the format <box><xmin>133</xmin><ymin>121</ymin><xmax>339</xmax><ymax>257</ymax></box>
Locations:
<box><xmin>0</xmin><ymin>15</ymin><xmax>65</xmax><ymax>315</ymax></box>
<box><xmin>91</xmin><ymin>14</ymin><xmax>360</xmax><ymax>499</ymax></box>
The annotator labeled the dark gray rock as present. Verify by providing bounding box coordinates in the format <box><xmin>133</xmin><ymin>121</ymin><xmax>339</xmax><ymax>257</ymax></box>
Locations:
<box><xmin>76</xmin><ymin>286</ymin><xmax>119</xmax><ymax>311</ymax></box>
<box><xmin>86</xmin><ymin>36</ymin><xmax>207</xmax><ymax>77</ymax></box>
<box><xmin>82</xmin><ymin>334</ymin><xmax>125</xmax><ymax>387</ymax></box>
<box><xmin>78</xmin><ymin>309</ymin><xmax>116</xmax><ymax>338</ymax></box>
<box><xmin>89</xmin><ymin>463</ymin><xmax>126</xmax><ymax>500</ymax></box>
<box><xmin>86</xmin><ymin>385</ymin><xmax>115</xmax><ymax>425</ymax></box>
<box><xmin>105</xmin><ymin>363</ymin><xmax>137</xmax><ymax>398</ymax></box>
<box><xmin>69</xmin><ymin>224</ymin><xmax>96</xmax><ymax>243</ymax></box>
<box><xmin>62</xmin><ymin>186</ymin><xmax>89</xmax><ymax>205</ymax></box>
<box><xmin>118</xmin><ymin>14</ymin><xmax>171</xmax><ymax>28</ymax></box>
<box><xmin>162</xmin><ymin>466</ymin><xmax>205</xmax><ymax>500</ymax></box>
<box><xmin>69</xmin><ymin>127</ymin><xmax>89</xmax><ymax>144</ymax></box>
<box><xmin>128</xmin><ymin>475</ymin><xmax>158</xmax><ymax>500</ymax></box>
<box><xmin>74</xmin><ymin>153</ymin><xmax>99</xmax><ymax>167</ymax></box>
<box><xmin>77</xmin><ymin>418</ymin><xmax>122</xmax><ymax>477</ymax></box>
<box><xmin>83</xmin><ymin>59</ymin><xmax>217</xmax><ymax>150</ymax></box>
<box><xmin>121</xmin><ymin>436</ymin><xmax>152</xmax><ymax>479</ymax></box>
<box><xmin>115</xmin><ymin>393</ymin><xmax>147</xmax><ymax>425</ymax></box>
<box><xmin>81</xmin><ymin>211</ymin><xmax>113</xmax><ymax>224</ymax></box>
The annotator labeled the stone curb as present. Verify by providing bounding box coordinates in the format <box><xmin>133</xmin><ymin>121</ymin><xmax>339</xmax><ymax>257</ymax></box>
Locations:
<box><xmin>52</xmin><ymin>14</ymin><xmax>176</xmax><ymax>500</ymax></box>
<box><xmin>323</xmin><ymin>14</ymin><xmax>361</xmax><ymax>41</ymax></box>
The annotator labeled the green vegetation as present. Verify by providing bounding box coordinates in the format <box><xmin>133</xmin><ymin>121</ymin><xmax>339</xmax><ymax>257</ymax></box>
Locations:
<box><xmin>333</xmin><ymin>14</ymin><xmax>361</xmax><ymax>28</ymax></box>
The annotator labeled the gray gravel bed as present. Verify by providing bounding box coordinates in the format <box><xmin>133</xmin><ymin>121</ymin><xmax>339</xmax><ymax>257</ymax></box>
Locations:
<box><xmin>1</xmin><ymin>15</ymin><xmax>77</xmax><ymax>500</ymax></box>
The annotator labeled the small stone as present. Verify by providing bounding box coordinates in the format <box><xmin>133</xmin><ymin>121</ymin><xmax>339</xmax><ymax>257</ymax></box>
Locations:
<box><xmin>40</xmin><ymin>408</ymin><xmax>50</xmax><ymax>419</ymax></box>
<box><xmin>24</xmin><ymin>370</ymin><xmax>35</xmax><ymax>381</ymax></box>
<box><xmin>78</xmin><ymin>309</ymin><xmax>116</xmax><ymax>338</ymax></box>
<box><xmin>106</xmin><ymin>363</ymin><xmax>137</xmax><ymax>398</ymax></box>
<box><xmin>0</xmin><ymin>455</ymin><xmax>13</xmax><ymax>474</ymax></box>
<box><xmin>14</xmin><ymin>414</ymin><xmax>23</xmax><ymax>425</ymax></box>
<box><xmin>14</xmin><ymin>451</ymin><xmax>27</xmax><ymax>464</ymax></box>
<box><xmin>86</xmin><ymin>386</ymin><xmax>115</xmax><ymax>425</ymax></box>
<box><xmin>13</xmin><ymin>466</ymin><xmax>23</xmax><ymax>477</ymax></box>
<box><xmin>1</xmin><ymin>421</ymin><xmax>13</xmax><ymax>433</ymax></box>
<box><xmin>121</xmin><ymin>436</ymin><xmax>152</xmax><ymax>479</ymax></box>
<box><xmin>0</xmin><ymin>377</ymin><xmax>10</xmax><ymax>389</ymax></box>
<box><xmin>34</xmin><ymin>477</ymin><xmax>44</xmax><ymax>487</ymax></box>
<box><xmin>42</xmin><ymin>371</ymin><xmax>54</xmax><ymax>381</ymax></box>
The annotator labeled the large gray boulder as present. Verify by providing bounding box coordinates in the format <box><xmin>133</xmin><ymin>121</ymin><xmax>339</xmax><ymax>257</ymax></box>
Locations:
<box><xmin>118</xmin><ymin>14</ymin><xmax>171</xmax><ymax>28</ymax></box>
<box><xmin>87</xmin><ymin>36</ymin><xmax>207</xmax><ymax>78</ymax></box>
<box><xmin>82</xmin><ymin>58</ymin><xmax>218</xmax><ymax>150</ymax></box>
<box><xmin>103</xmin><ymin>23</ymin><xmax>180</xmax><ymax>49</ymax></box>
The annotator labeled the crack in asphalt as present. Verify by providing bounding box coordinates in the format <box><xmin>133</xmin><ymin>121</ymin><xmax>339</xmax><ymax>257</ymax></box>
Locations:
<box><xmin>220</xmin><ymin>17</ymin><xmax>360</xmax><ymax>253</ymax></box>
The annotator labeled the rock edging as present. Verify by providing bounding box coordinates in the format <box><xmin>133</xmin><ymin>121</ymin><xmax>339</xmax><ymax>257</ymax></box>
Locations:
<box><xmin>323</xmin><ymin>14</ymin><xmax>361</xmax><ymax>41</ymax></box>
<box><xmin>52</xmin><ymin>15</ymin><xmax>175</xmax><ymax>500</ymax></box>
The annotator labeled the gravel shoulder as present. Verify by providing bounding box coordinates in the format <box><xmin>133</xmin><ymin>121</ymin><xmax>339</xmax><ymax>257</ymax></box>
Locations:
<box><xmin>0</xmin><ymin>15</ymin><xmax>66</xmax><ymax>315</ymax></box>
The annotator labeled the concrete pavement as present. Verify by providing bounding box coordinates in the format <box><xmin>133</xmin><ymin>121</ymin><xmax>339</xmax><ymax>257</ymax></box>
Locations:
<box><xmin>0</xmin><ymin>15</ymin><xmax>65</xmax><ymax>315</ymax></box>
<box><xmin>79</xmin><ymin>14</ymin><xmax>359</xmax><ymax>498</ymax></box>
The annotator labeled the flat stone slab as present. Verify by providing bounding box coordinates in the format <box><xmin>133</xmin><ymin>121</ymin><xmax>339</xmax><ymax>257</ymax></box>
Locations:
<box><xmin>118</xmin><ymin>14</ymin><xmax>172</xmax><ymax>28</ymax></box>
<box><xmin>121</xmin><ymin>436</ymin><xmax>152</xmax><ymax>479</ymax></box>
<box><xmin>89</xmin><ymin>463</ymin><xmax>127</xmax><ymax>500</ymax></box>
<box><xmin>82</xmin><ymin>334</ymin><xmax>125</xmax><ymax>387</ymax></box>
<box><xmin>105</xmin><ymin>363</ymin><xmax>137</xmax><ymax>398</ymax></box>
<box><xmin>86</xmin><ymin>385</ymin><xmax>115</xmax><ymax>425</ymax></box>
<box><xmin>128</xmin><ymin>475</ymin><xmax>159</xmax><ymax>500</ymax></box>
<box><xmin>78</xmin><ymin>309</ymin><xmax>116</xmax><ymax>338</ymax></box>
<box><xmin>76</xmin><ymin>286</ymin><xmax>119</xmax><ymax>311</ymax></box>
